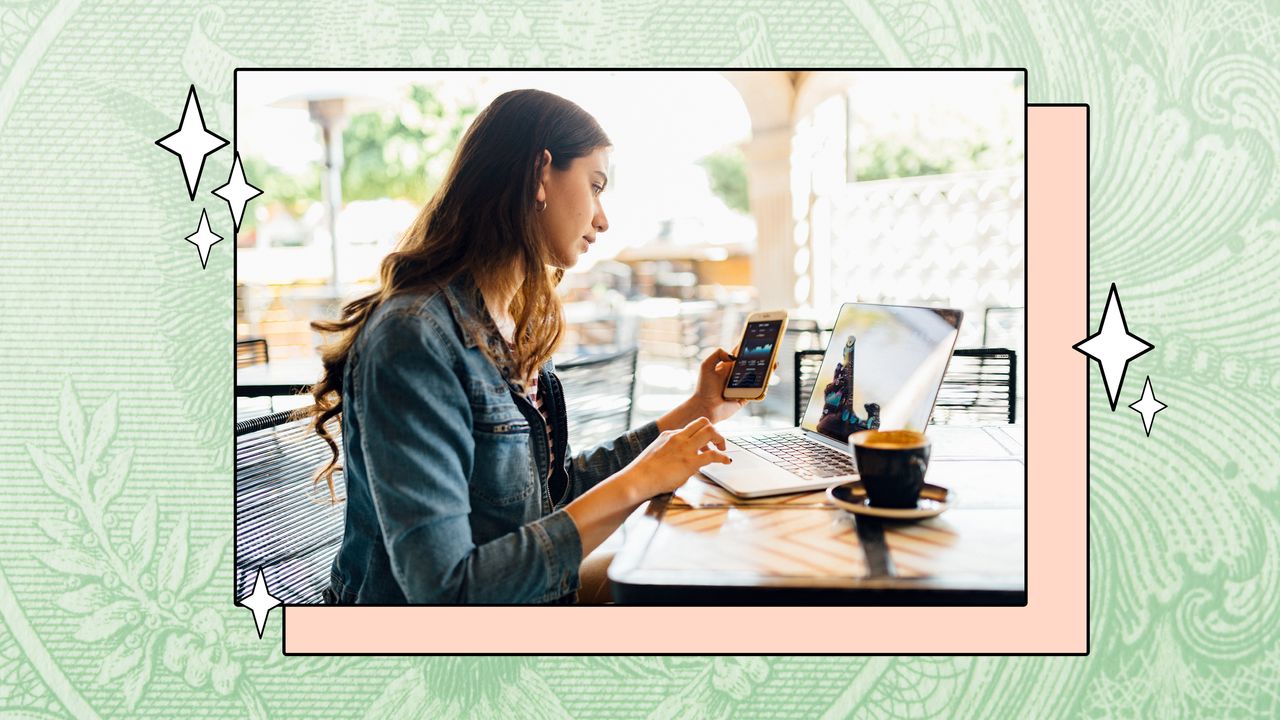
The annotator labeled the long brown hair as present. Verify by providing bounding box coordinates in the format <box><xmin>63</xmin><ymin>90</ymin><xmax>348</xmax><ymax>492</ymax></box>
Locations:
<box><xmin>306</xmin><ymin>88</ymin><xmax>611</xmax><ymax>500</ymax></box>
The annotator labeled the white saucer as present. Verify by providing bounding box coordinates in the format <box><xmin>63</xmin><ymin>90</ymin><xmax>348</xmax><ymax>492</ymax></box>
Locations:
<box><xmin>826</xmin><ymin>481</ymin><xmax>950</xmax><ymax>520</ymax></box>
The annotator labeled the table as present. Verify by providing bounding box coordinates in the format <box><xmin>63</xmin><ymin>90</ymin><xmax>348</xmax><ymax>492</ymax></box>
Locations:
<box><xmin>608</xmin><ymin>425</ymin><xmax>1025</xmax><ymax>604</ymax></box>
<box><xmin>236</xmin><ymin>358</ymin><xmax>324</xmax><ymax>398</ymax></box>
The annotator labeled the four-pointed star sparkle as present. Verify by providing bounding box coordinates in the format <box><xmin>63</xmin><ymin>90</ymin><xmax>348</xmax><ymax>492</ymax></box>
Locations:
<box><xmin>155</xmin><ymin>85</ymin><xmax>228</xmax><ymax>201</ymax></box>
<box><xmin>213</xmin><ymin>152</ymin><xmax>263</xmax><ymax>232</ymax></box>
<box><xmin>1073</xmin><ymin>283</ymin><xmax>1154</xmax><ymax>410</ymax></box>
<box><xmin>185</xmin><ymin>208</ymin><xmax>223</xmax><ymax>269</ymax></box>
<box><xmin>239</xmin><ymin>568</ymin><xmax>281</xmax><ymax>639</ymax></box>
<box><xmin>1129</xmin><ymin>376</ymin><xmax>1167</xmax><ymax>436</ymax></box>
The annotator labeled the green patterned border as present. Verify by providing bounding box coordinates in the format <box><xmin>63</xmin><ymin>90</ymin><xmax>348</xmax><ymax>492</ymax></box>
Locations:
<box><xmin>2</xmin><ymin>1</ymin><xmax>1278</xmax><ymax>717</ymax></box>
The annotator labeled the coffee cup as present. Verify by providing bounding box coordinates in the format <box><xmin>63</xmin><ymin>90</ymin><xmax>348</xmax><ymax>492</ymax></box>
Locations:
<box><xmin>848</xmin><ymin>430</ymin><xmax>931</xmax><ymax>508</ymax></box>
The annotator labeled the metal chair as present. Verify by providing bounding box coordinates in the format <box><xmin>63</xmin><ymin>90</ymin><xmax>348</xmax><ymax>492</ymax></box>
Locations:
<box><xmin>983</xmin><ymin>307</ymin><xmax>1025</xmax><ymax>401</ymax></box>
<box><xmin>236</xmin><ymin>338</ymin><xmax>270</xmax><ymax>369</ymax></box>
<box><xmin>794</xmin><ymin>349</ymin><xmax>827</xmax><ymax>426</ymax></box>
<box><xmin>555</xmin><ymin>348</ymin><xmax>639</xmax><ymax>450</ymax></box>
<box><xmin>235</xmin><ymin>407</ymin><xmax>344</xmax><ymax>605</ymax></box>
<box><xmin>932</xmin><ymin>348</ymin><xmax>1017</xmax><ymax>425</ymax></box>
<box><xmin>793</xmin><ymin>347</ymin><xmax>1017</xmax><ymax>427</ymax></box>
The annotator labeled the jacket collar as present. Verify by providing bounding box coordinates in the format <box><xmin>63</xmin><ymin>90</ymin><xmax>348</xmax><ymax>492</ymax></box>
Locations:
<box><xmin>442</xmin><ymin>271</ymin><xmax>544</xmax><ymax>391</ymax></box>
<box><xmin>441</xmin><ymin>271</ymin><xmax>494</xmax><ymax>351</ymax></box>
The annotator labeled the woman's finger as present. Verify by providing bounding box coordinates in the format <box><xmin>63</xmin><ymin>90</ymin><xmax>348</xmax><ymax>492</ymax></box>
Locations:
<box><xmin>697</xmin><ymin>449</ymin><xmax>733</xmax><ymax>466</ymax></box>
<box><xmin>698</xmin><ymin>436</ymin><xmax>728</xmax><ymax>452</ymax></box>
<box><xmin>679</xmin><ymin>416</ymin><xmax>712</xmax><ymax>438</ymax></box>
<box><xmin>690</xmin><ymin>422</ymin><xmax>725</xmax><ymax>449</ymax></box>
<box><xmin>703</xmin><ymin>348</ymin><xmax>735</xmax><ymax>372</ymax></box>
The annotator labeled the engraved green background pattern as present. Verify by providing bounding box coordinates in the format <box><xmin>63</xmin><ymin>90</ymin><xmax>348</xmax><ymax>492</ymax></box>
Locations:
<box><xmin>2</xmin><ymin>1</ymin><xmax>1278</xmax><ymax>717</ymax></box>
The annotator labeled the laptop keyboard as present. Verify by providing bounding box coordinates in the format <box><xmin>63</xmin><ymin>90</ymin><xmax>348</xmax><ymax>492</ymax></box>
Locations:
<box><xmin>731</xmin><ymin>433</ymin><xmax>857</xmax><ymax>478</ymax></box>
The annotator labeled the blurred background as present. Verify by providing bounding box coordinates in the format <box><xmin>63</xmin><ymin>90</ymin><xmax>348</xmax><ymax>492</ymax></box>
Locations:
<box><xmin>235</xmin><ymin>70</ymin><xmax>1025</xmax><ymax>432</ymax></box>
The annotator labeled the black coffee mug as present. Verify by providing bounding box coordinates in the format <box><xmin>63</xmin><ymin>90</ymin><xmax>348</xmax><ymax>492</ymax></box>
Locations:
<box><xmin>849</xmin><ymin>430</ymin><xmax>932</xmax><ymax>508</ymax></box>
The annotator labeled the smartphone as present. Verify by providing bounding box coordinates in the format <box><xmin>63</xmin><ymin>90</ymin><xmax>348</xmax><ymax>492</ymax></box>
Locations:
<box><xmin>722</xmin><ymin>310</ymin><xmax>788</xmax><ymax>400</ymax></box>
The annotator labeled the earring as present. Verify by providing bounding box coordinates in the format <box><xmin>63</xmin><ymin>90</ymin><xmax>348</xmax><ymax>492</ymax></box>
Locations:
<box><xmin>535</xmin><ymin>199</ymin><xmax>547</xmax><ymax>212</ymax></box>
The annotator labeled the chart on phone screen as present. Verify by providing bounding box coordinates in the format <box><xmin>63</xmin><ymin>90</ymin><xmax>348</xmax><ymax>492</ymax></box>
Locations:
<box><xmin>728</xmin><ymin>320</ymin><xmax>781</xmax><ymax>389</ymax></box>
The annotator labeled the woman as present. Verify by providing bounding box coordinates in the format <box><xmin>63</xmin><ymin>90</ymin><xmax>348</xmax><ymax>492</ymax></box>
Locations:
<box><xmin>308</xmin><ymin>88</ymin><xmax>754</xmax><ymax>604</ymax></box>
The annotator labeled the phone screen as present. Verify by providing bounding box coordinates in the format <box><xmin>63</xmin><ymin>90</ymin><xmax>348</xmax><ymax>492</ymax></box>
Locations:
<box><xmin>726</xmin><ymin>320</ymin><xmax>784</xmax><ymax>389</ymax></box>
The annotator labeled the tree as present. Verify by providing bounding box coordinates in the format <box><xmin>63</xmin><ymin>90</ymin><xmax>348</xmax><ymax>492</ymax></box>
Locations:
<box><xmin>340</xmin><ymin>84</ymin><xmax>478</xmax><ymax>205</ymax></box>
<box><xmin>697</xmin><ymin>146</ymin><xmax>751</xmax><ymax>214</ymax></box>
<box><xmin>239</xmin><ymin>155</ymin><xmax>320</xmax><ymax>234</ymax></box>
<box><xmin>241</xmin><ymin>84</ymin><xmax>478</xmax><ymax>234</ymax></box>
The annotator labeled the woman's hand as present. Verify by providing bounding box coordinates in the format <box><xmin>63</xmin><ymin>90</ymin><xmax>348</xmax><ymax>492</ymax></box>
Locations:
<box><xmin>622</xmin><ymin>417</ymin><xmax>731</xmax><ymax>498</ymax></box>
<box><xmin>658</xmin><ymin>348</ymin><xmax>777</xmax><ymax>431</ymax></box>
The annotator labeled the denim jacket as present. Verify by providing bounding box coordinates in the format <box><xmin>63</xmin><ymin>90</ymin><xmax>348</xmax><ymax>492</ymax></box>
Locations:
<box><xmin>324</xmin><ymin>272</ymin><xmax>660</xmax><ymax>604</ymax></box>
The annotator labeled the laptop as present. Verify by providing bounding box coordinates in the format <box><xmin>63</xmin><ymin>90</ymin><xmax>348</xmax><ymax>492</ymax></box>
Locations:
<box><xmin>700</xmin><ymin>302</ymin><xmax>963</xmax><ymax>498</ymax></box>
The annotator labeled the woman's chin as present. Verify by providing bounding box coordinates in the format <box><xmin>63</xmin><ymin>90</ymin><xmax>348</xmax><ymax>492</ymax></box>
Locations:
<box><xmin>547</xmin><ymin>253</ymin><xmax>576</xmax><ymax>271</ymax></box>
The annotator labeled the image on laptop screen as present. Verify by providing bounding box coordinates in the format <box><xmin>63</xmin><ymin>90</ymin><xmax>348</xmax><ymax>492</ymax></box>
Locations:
<box><xmin>801</xmin><ymin>303</ymin><xmax>963</xmax><ymax>443</ymax></box>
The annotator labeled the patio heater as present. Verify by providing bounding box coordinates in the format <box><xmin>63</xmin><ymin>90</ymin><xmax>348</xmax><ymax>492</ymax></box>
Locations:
<box><xmin>307</xmin><ymin>97</ymin><xmax>346</xmax><ymax>297</ymax></box>
<box><xmin>269</xmin><ymin>87</ymin><xmax>389</xmax><ymax>297</ymax></box>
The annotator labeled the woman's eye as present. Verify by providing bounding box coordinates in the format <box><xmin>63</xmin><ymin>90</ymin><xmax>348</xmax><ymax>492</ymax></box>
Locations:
<box><xmin>592</xmin><ymin>184</ymin><xmax>604</xmax><ymax>196</ymax></box>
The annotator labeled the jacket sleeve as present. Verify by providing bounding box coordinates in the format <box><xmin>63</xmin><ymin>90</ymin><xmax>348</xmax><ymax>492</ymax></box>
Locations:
<box><xmin>354</xmin><ymin>312</ymin><xmax>582</xmax><ymax>603</ymax></box>
<box><xmin>557</xmin><ymin>419</ymin><xmax>662</xmax><ymax>510</ymax></box>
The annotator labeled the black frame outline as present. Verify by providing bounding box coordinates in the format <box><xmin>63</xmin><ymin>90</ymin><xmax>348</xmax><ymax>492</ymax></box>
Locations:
<box><xmin>224</xmin><ymin>68</ymin><xmax>1091</xmax><ymax>658</ymax></box>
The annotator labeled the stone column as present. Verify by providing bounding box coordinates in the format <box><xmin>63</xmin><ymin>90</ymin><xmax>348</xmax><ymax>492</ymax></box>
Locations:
<box><xmin>740</xmin><ymin>124</ymin><xmax>795</xmax><ymax>311</ymax></box>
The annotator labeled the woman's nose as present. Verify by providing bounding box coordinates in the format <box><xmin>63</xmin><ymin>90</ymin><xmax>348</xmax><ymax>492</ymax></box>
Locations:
<box><xmin>594</xmin><ymin>205</ymin><xmax>609</xmax><ymax>233</ymax></box>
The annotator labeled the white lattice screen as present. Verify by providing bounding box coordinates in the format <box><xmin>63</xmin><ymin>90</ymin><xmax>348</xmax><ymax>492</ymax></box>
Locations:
<box><xmin>813</xmin><ymin>169</ymin><xmax>1025</xmax><ymax>351</ymax></box>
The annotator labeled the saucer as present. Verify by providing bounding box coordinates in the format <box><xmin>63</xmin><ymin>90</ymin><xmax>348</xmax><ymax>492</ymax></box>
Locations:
<box><xmin>826</xmin><ymin>481</ymin><xmax>950</xmax><ymax>520</ymax></box>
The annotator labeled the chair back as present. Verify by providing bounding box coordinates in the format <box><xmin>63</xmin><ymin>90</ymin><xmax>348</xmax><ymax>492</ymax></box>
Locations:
<box><xmin>555</xmin><ymin>348</ymin><xmax>638</xmax><ymax>449</ymax></box>
<box><xmin>983</xmin><ymin>307</ymin><xmax>1025</xmax><ymax>400</ymax></box>
<box><xmin>236</xmin><ymin>338</ymin><xmax>270</xmax><ymax>368</ymax></box>
<box><xmin>792</xmin><ymin>347</ymin><xmax>1017</xmax><ymax>427</ymax></box>
<box><xmin>932</xmin><ymin>348</ymin><xmax>1017</xmax><ymax>425</ymax></box>
<box><xmin>235</xmin><ymin>407</ymin><xmax>344</xmax><ymax>604</ymax></box>
<box><xmin>793</xmin><ymin>349</ymin><xmax>827</xmax><ymax>426</ymax></box>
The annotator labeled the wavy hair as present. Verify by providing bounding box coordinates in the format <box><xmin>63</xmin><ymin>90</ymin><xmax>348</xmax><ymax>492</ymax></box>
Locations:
<box><xmin>306</xmin><ymin>89</ymin><xmax>611</xmax><ymax>501</ymax></box>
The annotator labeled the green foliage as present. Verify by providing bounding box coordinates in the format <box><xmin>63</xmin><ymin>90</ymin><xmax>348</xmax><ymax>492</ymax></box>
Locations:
<box><xmin>853</xmin><ymin>136</ymin><xmax>1018</xmax><ymax>182</ymax></box>
<box><xmin>855</xmin><ymin>140</ymin><xmax>954</xmax><ymax>181</ymax></box>
<box><xmin>848</xmin><ymin>74</ymin><xmax>1024</xmax><ymax>182</ymax></box>
<box><xmin>242</xmin><ymin>84</ymin><xmax>477</xmax><ymax>234</ymax></box>
<box><xmin>239</xmin><ymin>155</ymin><xmax>320</xmax><ymax>233</ymax></box>
<box><xmin>340</xmin><ymin>84</ymin><xmax>479</xmax><ymax>205</ymax></box>
<box><xmin>697</xmin><ymin>146</ymin><xmax>751</xmax><ymax>213</ymax></box>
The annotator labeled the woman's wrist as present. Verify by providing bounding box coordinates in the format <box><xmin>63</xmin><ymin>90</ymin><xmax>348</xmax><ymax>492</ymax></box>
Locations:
<box><xmin>656</xmin><ymin>398</ymin><xmax>707</xmax><ymax>432</ymax></box>
<box><xmin>609</xmin><ymin>465</ymin><xmax>653</xmax><ymax>506</ymax></box>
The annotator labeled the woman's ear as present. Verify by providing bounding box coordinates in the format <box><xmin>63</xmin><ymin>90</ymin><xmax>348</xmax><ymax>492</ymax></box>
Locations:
<box><xmin>536</xmin><ymin>149</ymin><xmax>552</xmax><ymax>203</ymax></box>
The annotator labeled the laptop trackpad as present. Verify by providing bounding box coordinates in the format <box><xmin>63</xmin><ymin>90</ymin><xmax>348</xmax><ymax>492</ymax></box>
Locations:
<box><xmin>701</xmin><ymin>450</ymin><xmax>809</xmax><ymax>497</ymax></box>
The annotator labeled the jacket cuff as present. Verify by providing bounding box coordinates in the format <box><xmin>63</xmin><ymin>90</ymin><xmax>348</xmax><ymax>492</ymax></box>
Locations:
<box><xmin>626</xmin><ymin>420</ymin><xmax>662</xmax><ymax>459</ymax></box>
<box><xmin>533</xmin><ymin>509</ymin><xmax>584</xmax><ymax>597</ymax></box>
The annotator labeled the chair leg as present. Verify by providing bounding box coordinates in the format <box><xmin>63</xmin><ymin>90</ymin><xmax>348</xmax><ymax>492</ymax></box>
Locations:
<box><xmin>577</xmin><ymin>548</ymin><xmax>617</xmax><ymax>605</ymax></box>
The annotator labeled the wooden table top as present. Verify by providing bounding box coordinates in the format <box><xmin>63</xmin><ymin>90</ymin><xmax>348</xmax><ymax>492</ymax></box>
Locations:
<box><xmin>608</xmin><ymin>425</ymin><xmax>1026</xmax><ymax>605</ymax></box>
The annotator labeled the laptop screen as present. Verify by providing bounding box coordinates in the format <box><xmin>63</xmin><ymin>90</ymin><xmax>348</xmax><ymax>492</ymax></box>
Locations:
<box><xmin>800</xmin><ymin>303</ymin><xmax>963</xmax><ymax>443</ymax></box>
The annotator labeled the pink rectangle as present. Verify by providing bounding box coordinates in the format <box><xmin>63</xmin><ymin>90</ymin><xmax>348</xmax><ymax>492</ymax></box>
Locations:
<box><xmin>283</xmin><ymin>105</ymin><xmax>1088</xmax><ymax>654</ymax></box>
